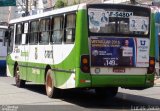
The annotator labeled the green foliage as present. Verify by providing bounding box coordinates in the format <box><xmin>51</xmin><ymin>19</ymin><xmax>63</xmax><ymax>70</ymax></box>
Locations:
<box><xmin>130</xmin><ymin>0</ymin><xmax>136</xmax><ymax>4</ymax></box>
<box><xmin>73</xmin><ymin>0</ymin><xmax>77</xmax><ymax>5</ymax></box>
<box><xmin>55</xmin><ymin>0</ymin><xmax>67</xmax><ymax>8</ymax></box>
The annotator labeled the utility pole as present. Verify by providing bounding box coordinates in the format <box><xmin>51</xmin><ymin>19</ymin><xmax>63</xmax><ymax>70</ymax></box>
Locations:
<box><xmin>8</xmin><ymin>7</ymin><xmax>11</xmax><ymax>22</ymax></box>
<box><xmin>25</xmin><ymin>0</ymin><xmax>29</xmax><ymax>16</ymax></box>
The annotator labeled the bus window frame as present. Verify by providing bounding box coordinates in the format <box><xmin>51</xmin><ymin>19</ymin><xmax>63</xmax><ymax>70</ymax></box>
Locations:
<box><xmin>15</xmin><ymin>23</ymin><xmax>23</xmax><ymax>45</ymax></box>
<box><xmin>64</xmin><ymin>12</ymin><xmax>76</xmax><ymax>44</ymax></box>
<box><xmin>39</xmin><ymin>17</ymin><xmax>50</xmax><ymax>45</ymax></box>
<box><xmin>50</xmin><ymin>15</ymin><xmax>64</xmax><ymax>44</ymax></box>
<box><xmin>29</xmin><ymin>20</ymin><xmax>39</xmax><ymax>45</ymax></box>
<box><xmin>21</xmin><ymin>22</ymin><xmax>29</xmax><ymax>45</ymax></box>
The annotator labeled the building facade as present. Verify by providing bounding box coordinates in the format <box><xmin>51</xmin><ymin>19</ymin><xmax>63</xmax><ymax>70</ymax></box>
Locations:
<box><xmin>0</xmin><ymin>6</ymin><xmax>16</xmax><ymax>23</ymax></box>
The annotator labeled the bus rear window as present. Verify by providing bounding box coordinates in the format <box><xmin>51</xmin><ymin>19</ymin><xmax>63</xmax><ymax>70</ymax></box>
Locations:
<box><xmin>88</xmin><ymin>7</ymin><xmax>150</xmax><ymax>36</ymax></box>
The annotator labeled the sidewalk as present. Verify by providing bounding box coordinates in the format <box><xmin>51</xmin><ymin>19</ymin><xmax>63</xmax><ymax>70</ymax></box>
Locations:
<box><xmin>154</xmin><ymin>77</ymin><xmax>160</xmax><ymax>86</ymax></box>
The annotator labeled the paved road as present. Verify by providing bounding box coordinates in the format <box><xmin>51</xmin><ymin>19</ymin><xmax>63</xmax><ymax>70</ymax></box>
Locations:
<box><xmin>0</xmin><ymin>77</ymin><xmax>160</xmax><ymax>111</ymax></box>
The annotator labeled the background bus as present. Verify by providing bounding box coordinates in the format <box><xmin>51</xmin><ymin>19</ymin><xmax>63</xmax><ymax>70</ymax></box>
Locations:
<box><xmin>0</xmin><ymin>23</ymin><xmax>8</xmax><ymax>75</ymax></box>
<box><xmin>7</xmin><ymin>3</ymin><xmax>155</xmax><ymax>98</ymax></box>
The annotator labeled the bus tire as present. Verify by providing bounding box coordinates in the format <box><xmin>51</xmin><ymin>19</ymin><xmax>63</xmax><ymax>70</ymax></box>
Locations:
<box><xmin>95</xmin><ymin>87</ymin><xmax>118</xmax><ymax>98</ymax></box>
<box><xmin>45</xmin><ymin>69</ymin><xmax>61</xmax><ymax>98</ymax></box>
<box><xmin>14</xmin><ymin>66</ymin><xmax>25</xmax><ymax>88</ymax></box>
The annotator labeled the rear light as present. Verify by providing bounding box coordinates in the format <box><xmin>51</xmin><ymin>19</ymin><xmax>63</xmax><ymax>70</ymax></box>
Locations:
<box><xmin>80</xmin><ymin>55</ymin><xmax>90</xmax><ymax>73</ymax></box>
<box><xmin>147</xmin><ymin>57</ymin><xmax>155</xmax><ymax>74</ymax></box>
<box><xmin>149</xmin><ymin>59</ymin><xmax>155</xmax><ymax>65</ymax></box>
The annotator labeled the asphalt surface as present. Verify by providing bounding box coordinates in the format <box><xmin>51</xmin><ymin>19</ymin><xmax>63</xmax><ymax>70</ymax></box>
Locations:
<box><xmin>0</xmin><ymin>76</ymin><xmax>160</xmax><ymax>111</ymax></box>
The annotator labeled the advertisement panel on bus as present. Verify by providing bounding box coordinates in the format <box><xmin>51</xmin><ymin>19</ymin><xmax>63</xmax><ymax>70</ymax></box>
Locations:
<box><xmin>91</xmin><ymin>37</ymin><xmax>150</xmax><ymax>67</ymax></box>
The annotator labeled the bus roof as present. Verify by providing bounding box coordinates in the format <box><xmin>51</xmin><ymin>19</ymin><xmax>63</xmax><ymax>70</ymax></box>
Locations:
<box><xmin>0</xmin><ymin>25</ymin><xmax>8</xmax><ymax>29</ymax></box>
<box><xmin>9</xmin><ymin>3</ymin><xmax>87</xmax><ymax>24</ymax></box>
<box><xmin>9</xmin><ymin>3</ymin><xmax>150</xmax><ymax>24</ymax></box>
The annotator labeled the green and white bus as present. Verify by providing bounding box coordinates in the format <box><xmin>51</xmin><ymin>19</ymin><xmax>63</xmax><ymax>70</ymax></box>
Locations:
<box><xmin>7</xmin><ymin>3</ymin><xmax>155</xmax><ymax>98</ymax></box>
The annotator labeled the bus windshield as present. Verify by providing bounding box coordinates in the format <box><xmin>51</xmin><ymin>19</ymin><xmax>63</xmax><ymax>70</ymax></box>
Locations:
<box><xmin>88</xmin><ymin>5</ymin><xmax>150</xmax><ymax>36</ymax></box>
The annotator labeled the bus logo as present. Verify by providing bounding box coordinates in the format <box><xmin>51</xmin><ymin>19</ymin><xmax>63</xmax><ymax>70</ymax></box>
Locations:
<box><xmin>140</xmin><ymin>40</ymin><xmax>146</xmax><ymax>46</ymax></box>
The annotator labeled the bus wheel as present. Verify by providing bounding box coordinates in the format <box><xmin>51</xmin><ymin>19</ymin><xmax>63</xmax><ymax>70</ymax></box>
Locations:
<box><xmin>45</xmin><ymin>69</ymin><xmax>60</xmax><ymax>98</ymax></box>
<box><xmin>14</xmin><ymin>66</ymin><xmax>25</xmax><ymax>88</ymax></box>
<box><xmin>95</xmin><ymin>87</ymin><xmax>118</xmax><ymax>98</ymax></box>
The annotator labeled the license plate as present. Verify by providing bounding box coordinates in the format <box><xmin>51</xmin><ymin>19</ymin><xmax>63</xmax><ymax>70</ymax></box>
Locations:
<box><xmin>113</xmin><ymin>68</ymin><xmax>125</xmax><ymax>73</ymax></box>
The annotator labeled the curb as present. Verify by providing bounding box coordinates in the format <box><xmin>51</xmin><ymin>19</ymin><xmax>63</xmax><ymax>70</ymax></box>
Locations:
<box><xmin>154</xmin><ymin>78</ymin><xmax>160</xmax><ymax>86</ymax></box>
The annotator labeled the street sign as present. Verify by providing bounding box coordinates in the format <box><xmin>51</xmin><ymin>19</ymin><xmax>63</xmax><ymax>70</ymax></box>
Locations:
<box><xmin>0</xmin><ymin>0</ymin><xmax>16</xmax><ymax>6</ymax></box>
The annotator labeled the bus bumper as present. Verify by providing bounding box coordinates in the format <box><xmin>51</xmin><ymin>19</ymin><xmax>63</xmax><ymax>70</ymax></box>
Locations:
<box><xmin>91</xmin><ymin>74</ymin><xmax>154</xmax><ymax>89</ymax></box>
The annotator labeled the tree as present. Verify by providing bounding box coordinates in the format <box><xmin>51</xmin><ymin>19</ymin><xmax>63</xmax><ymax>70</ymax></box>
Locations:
<box><xmin>130</xmin><ymin>0</ymin><xmax>136</xmax><ymax>4</ymax></box>
<box><xmin>55</xmin><ymin>0</ymin><xmax>67</xmax><ymax>8</ymax></box>
<box><xmin>73</xmin><ymin>0</ymin><xmax>77</xmax><ymax>5</ymax></box>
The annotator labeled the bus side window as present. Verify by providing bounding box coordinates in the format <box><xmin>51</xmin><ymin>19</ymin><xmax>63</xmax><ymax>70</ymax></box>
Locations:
<box><xmin>65</xmin><ymin>14</ymin><xmax>76</xmax><ymax>44</ymax></box>
<box><xmin>51</xmin><ymin>16</ymin><xmax>63</xmax><ymax>44</ymax></box>
<box><xmin>22</xmin><ymin>22</ymin><xmax>29</xmax><ymax>45</ymax></box>
<box><xmin>15</xmin><ymin>23</ymin><xmax>22</xmax><ymax>45</ymax></box>
<box><xmin>39</xmin><ymin>18</ymin><xmax>50</xmax><ymax>44</ymax></box>
<box><xmin>29</xmin><ymin>20</ymin><xmax>39</xmax><ymax>44</ymax></box>
<box><xmin>8</xmin><ymin>25</ymin><xmax>14</xmax><ymax>54</ymax></box>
